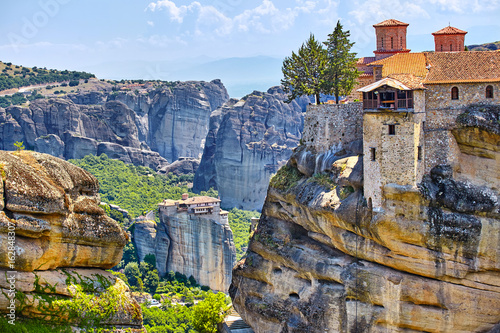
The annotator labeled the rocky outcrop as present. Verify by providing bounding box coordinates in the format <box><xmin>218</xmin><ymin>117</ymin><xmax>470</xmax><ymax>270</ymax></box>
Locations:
<box><xmin>133</xmin><ymin>213</ymin><xmax>236</xmax><ymax>292</ymax></box>
<box><xmin>158</xmin><ymin>157</ymin><xmax>200</xmax><ymax>176</ymax></box>
<box><xmin>0</xmin><ymin>150</ymin><xmax>142</xmax><ymax>330</ymax></box>
<box><xmin>230</xmin><ymin>107</ymin><xmax>500</xmax><ymax>332</ymax></box>
<box><xmin>193</xmin><ymin>86</ymin><xmax>304</xmax><ymax>211</ymax></box>
<box><xmin>0</xmin><ymin>80</ymin><xmax>229</xmax><ymax>170</ymax></box>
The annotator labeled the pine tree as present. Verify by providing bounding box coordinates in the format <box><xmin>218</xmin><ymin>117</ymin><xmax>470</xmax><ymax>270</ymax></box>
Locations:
<box><xmin>324</xmin><ymin>20</ymin><xmax>360</xmax><ymax>104</ymax></box>
<box><xmin>281</xmin><ymin>33</ymin><xmax>328</xmax><ymax>104</ymax></box>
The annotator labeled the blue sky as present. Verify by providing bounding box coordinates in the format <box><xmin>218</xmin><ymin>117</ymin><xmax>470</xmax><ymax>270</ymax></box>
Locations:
<box><xmin>1</xmin><ymin>0</ymin><xmax>499</xmax><ymax>92</ymax></box>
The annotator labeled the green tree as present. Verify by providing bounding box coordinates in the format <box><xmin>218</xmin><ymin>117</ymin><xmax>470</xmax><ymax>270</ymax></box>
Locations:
<box><xmin>144</xmin><ymin>253</ymin><xmax>157</xmax><ymax>269</ymax></box>
<box><xmin>14</xmin><ymin>141</ymin><xmax>25</xmax><ymax>152</ymax></box>
<box><xmin>144</xmin><ymin>270</ymin><xmax>160</xmax><ymax>294</ymax></box>
<box><xmin>124</xmin><ymin>262</ymin><xmax>141</xmax><ymax>287</ymax></box>
<box><xmin>191</xmin><ymin>292</ymin><xmax>230</xmax><ymax>333</ymax></box>
<box><xmin>323</xmin><ymin>20</ymin><xmax>360</xmax><ymax>104</ymax></box>
<box><xmin>281</xmin><ymin>33</ymin><xmax>328</xmax><ymax>104</ymax></box>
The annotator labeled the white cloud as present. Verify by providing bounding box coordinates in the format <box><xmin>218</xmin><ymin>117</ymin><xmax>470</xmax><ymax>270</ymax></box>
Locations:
<box><xmin>145</xmin><ymin>0</ymin><xmax>333</xmax><ymax>36</ymax></box>
<box><xmin>349</xmin><ymin>0</ymin><xmax>429</xmax><ymax>24</ymax></box>
<box><xmin>424</xmin><ymin>0</ymin><xmax>500</xmax><ymax>13</ymax></box>
<box><xmin>147</xmin><ymin>21</ymin><xmax>155</xmax><ymax>27</ymax></box>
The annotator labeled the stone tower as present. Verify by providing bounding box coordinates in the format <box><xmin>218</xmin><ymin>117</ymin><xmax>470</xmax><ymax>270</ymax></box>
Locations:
<box><xmin>432</xmin><ymin>26</ymin><xmax>467</xmax><ymax>52</ymax></box>
<box><xmin>373</xmin><ymin>19</ymin><xmax>411</xmax><ymax>60</ymax></box>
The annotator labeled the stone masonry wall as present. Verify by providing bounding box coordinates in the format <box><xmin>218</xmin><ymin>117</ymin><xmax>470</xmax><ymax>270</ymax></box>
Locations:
<box><xmin>363</xmin><ymin>110</ymin><xmax>424</xmax><ymax>208</ymax></box>
<box><xmin>423</xmin><ymin>83</ymin><xmax>499</xmax><ymax>173</ymax></box>
<box><xmin>302</xmin><ymin>103</ymin><xmax>363</xmax><ymax>153</ymax></box>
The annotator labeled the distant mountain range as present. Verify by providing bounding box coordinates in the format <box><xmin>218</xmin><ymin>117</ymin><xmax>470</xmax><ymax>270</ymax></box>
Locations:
<box><xmin>467</xmin><ymin>41</ymin><xmax>500</xmax><ymax>51</ymax></box>
<box><xmin>85</xmin><ymin>56</ymin><xmax>284</xmax><ymax>98</ymax></box>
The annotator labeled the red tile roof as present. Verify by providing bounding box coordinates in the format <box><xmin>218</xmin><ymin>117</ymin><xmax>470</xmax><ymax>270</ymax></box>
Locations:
<box><xmin>357</xmin><ymin>57</ymin><xmax>376</xmax><ymax>65</ymax></box>
<box><xmin>368</xmin><ymin>53</ymin><xmax>428</xmax><ymax>78</ymax></box>
<box><xmin>424</xmin><ymin>51</ymin><xmax>500</xmax><ymax>83</ymax></box>
<box><xmin>373</xmin><ymin>19</ymin><xmax>409</xmax><ymax>27</ymax></box>
<box><xmin>432</xmin><ymin>26</ymin><xmax>467</xmax><ymax>35</ymax></box>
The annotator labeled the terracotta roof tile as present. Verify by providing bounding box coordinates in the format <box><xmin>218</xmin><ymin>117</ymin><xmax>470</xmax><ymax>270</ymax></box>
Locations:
<box><xmin>373</xmin><ymin>19</ymin><xmax>409</xmax><ymax>27</ymax></box>
<box><xmin>424</xmin><ymin>51</ymin><xmax>500</xmax><ymax>83</ymax></box>
<box><xmin>432</xmin><ymin>26</ymin><xmax>467</xmax><ymax>35</ymax></box>
<box><xmin>357</xmin><ymin>57</ymin><xmax>376</xmax><ymax>65</ymax></box>
<box><xmin>159</xmin><ymin>196</ymin><xmax>221</xmax><ymax>206</ymax></box>
<box><xmin>368</xmin><ymin>53</ymin><xmax>428</xmax><ymax>78</ymax></box>
<box><xmin>387</xmin><ymin>74</ymin><xmax>426</xmax><ymax>90</ymax></box>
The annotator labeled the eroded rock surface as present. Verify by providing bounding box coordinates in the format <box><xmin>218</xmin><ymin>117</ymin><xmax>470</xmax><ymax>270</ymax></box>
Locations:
<box><xmin>231</xmin><ymin>111</ymin><xmax>500</xmax><ymax>332</ymax></box>
<box><xmin>0</xmin><ymin>151</ymin><xmax>141</xmax><ymax>330</ymax></box>
<box><xmin>193</xmin><ymin>86</ymin><xmax>304</xmax><ymax>211</ymax></box>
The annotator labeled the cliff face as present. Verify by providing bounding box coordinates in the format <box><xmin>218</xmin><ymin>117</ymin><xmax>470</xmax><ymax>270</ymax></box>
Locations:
<box><xmin>0</xmin><ymin>80</ymin><xmax>228</xmax><ymax>170</ymax></box>
<box><xmin>193</xmin><ymin>86</ymin><xmax>304</xmax><ymax>211</ymax></box>
<box><xmin>0</xmin><ymin>150</ymin><xmax>142</xmax><ymax>331</ymax></box>
<box><xmin>230</xmin><ymin>106</ymin><xmax>500</xmax><ymax>332</ymax></box>
<box><xmin>133</xmin><ymin>213</ymin><xmax>236</xmax><ymax>292</ymax></box>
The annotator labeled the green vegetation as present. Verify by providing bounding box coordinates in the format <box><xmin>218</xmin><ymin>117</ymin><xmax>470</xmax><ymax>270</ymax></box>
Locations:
<box><xmin>281</xmin><ymin>20</ymin><xmax>359</xmax><ymax>104</ymax></box>
<box><xmin>0</xmin><ymin>317</ymin><xmax>72</xmax><ymax>333</ymax></box>
<box><xmin>13</xmin><ymin>141</ymin><xmax>25</xmax><ymax>152</ymax></box>
<box><xmin>324</xmin><ymin>20</ymin><xmax>360</xmax><ymax>104</ymax></box>
<box><xmin>228</xmin><ymin>208</ymin><xmax>260</xmax><ymax>260</ymax></box>
<box><xmin>309</xmin><ymin>172</ymin><xmax>336</xmax><ymax>190</ymax></box>
<box><xmin>70</xmin><ymin>154</ymin><xmax>193</xmax><ymax>218</ymax></box>
<box><xmin>281</xmin><ymin>33</ymin><xmax>327</xmax><ymax>104</ymax></box>
<box><xmin>0</xmin><ymin>61</ymin><xmax>94</xmax><ymax>91</ymax></box>
<box><xmin>269</xmin><ymin>164</ymin><xmax>303</xmax><ymax>191</ymax></box>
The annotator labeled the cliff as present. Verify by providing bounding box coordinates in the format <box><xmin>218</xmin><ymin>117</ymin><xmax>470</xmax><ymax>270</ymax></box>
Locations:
<box><xmin>0</xmin><ymin>150</ymin><xmax>142</xmax><ymax>330</ymax></box>
<box><xmin>230</xmin><ymin>104</ymin><xmax>500</xmax><ymax>332</ymax></box>
<box><xmin>0</xmin><ymin>80</ymin><xmax>228</xmax><ymax>170</ymax></box>
<box><xmin>133</xmin><ymin>212</ymin><xmax>236</xmax><ymax>292</ymax></box>
<box><xmin>193</xmin><ymin>86</ymin><xmax>304</xmax><ymax>211</ymax></box>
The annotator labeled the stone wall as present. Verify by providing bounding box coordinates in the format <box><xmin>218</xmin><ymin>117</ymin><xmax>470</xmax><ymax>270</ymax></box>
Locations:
<box><xmin>363</xmin><ymin>109</ymin><xmax>424</xmax><ymax>208</ymax></box>
<box><xmin>423</xmin><ymin>83</ymin><xmax>499</xmax><ymax>173</ymax></box>
<box><xmin>302</xmin><ymin>103</ymin><xmax>363</xmax><ymax>153</ymax></box>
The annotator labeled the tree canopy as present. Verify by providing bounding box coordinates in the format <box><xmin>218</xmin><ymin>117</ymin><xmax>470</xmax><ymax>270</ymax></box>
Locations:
<box><xmin>281</xmin><ymin>21</ymin><xmax>360</xmax><ymax>104</ymax></box>
<box><xmin>324</xmin><ymin>20</ymin><xmax>360</xmax><ymax>103</ymax></box>
<box><xmin>281</xmin><ymin>33</ymin><xmax>328</xmax><ymax>105</ymax></box>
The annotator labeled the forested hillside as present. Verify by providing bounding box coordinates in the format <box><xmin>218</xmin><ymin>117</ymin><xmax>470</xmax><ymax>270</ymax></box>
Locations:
<box><xmin>0</xmin><ymin>61</ymin><xmax>95</xmax><ymax>91</ymax></box>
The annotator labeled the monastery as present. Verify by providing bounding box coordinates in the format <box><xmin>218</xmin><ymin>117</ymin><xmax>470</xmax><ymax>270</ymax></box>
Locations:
<box><xmin>158</xmin><ymin>193</ymin><xmax>229</xmax><ymax>224</ymax></box>
<box><xmin>303</xmin><ymin>19</ymin><xmax>500</xmax><ymax>209</ymax></box>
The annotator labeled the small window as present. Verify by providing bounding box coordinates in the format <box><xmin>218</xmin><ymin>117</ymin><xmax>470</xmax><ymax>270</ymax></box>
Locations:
<box><xmin>381</xmin><ymin>37</ymin><xmax>384</xmax><ymax>49</ymax></box>
<box><xmin>451</xmin><ymin>87</ymin><xmax>459</xmax><ymax>100</ymax></box>
<box><xmin>388</xmin><ymin>124</ymin><xmax>396</xmax><ymax>135</ymax></box>
<box><xmin>391</xmin><ymin>37</ymin><xmax>394</xmax><ymax>49</ymax></box>
<box><xmin>370</xmin><ymin>148</ymin><xmax>376</xmax><ymax>161</ymax></box>
<box><xmin>450</xmin><ymin>43</ymin><xmax>453</xmax><ymax>51</ymax></box>
<box><xmin>486</xmin><ymin>85</ymin><xmax>494</xmax><ymax>98</ymax></box>
<box><xmin>441</xmin><ymin>44</ymin><xmax>443</xmax><ymax>52</ymax></box>
<box><xmin>417</xmin><ymin>146</ymin><xmax>422</xmax><ymax>161</ymax></box>
<box><xmin>400</xmin><ymin>37</ymin><xmax>403</xmax><ymax>48</ymax></box>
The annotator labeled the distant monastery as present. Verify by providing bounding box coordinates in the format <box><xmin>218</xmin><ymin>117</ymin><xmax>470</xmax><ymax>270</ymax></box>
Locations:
<box><xmin>303</xmin><ymin>19</ymin><xmax>500</xmax><ymax>209</ymax></box>
<box><xmin>158</xmin><ymin>193</ymin><xmax>229</xmax><ymax>224</ymax></box>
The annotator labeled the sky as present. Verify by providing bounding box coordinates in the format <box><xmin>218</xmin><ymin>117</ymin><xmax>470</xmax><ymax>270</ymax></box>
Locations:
<box><xmin>1</xmin><ymin>0</ymin><xmax>499</xmax><ymax>95</ymax></box>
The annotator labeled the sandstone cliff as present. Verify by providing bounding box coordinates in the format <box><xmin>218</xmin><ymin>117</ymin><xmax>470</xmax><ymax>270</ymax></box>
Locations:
<box><xmin>193</xmin><ymin>86</ymin><xmax>304</xmax><ymax>211</ymax></box>
<box><xmin>230</xmin><ymin>105</ymin><xmax>500</xmax><ymax>332</ymax></box>
<box><xmin>133</xmin><ymin>212</ymin><xmax>236</xmax><ymax>292</ymax></box>
<box><xmin>0</xmin><ymin>151</ymin><xmax>142</xmax><ymax>331</ymax></box>
<box><xmin>0</xmin><ymin>80</ymin><xmax>228</xmax><ymax>170</ymax></box>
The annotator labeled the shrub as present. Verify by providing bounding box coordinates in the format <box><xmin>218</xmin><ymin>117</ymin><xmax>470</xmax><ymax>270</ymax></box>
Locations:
<box><xmin>69</xmin><ymin>80</ymin><xmax>79</xmax><ymax>87</ymax></box>
<box><xmin>269</xmin><ymin>164</ymin><xmax>303</xmax><ymax>191</ymax></box>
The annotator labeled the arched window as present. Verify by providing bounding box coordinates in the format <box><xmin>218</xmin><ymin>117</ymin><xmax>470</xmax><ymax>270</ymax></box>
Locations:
<box><xmin>391</xmin><ymin>37</ymin><xmax>394</xmax><ymax>49</ymax></box>
<box><xmin>486</xmin><ymin>85</ymin><xmax>494</xmax><ymax>98</ymax></box>
<box><xmin>441</xmin><ymin>44</ymin><xmax>443</xmax><ymax>52</ymax></box>
<box><xmin>450</xmin><ymin>43</ymin><xmax>453</xmax><ymax>51</ymax></box>
<box><xmin>400</xmin><ymin>37</ymin><xmax>403</xmax><ymax>48</ymax></box>
<box><xmin>451</xmin><ymin>87</ymin><xmax>459</xmax><ymax>100</ymax></box>
<box><xmin>381</xmin><ymin>37</ymin><xmax>384</xmax><ymax>49</ymax></box>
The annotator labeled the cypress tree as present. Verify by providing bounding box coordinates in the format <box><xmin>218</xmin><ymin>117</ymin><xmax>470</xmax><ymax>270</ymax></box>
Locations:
<box><xmin>324</xmin><ymin>20</ymin><xmax>360</xmax><ymax>104</ymax></box>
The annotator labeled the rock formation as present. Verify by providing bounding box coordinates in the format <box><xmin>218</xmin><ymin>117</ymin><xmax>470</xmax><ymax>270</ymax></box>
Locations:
<box><xmin>0</xmin><ymin>150</ymin><xmax>142</xmax><ymax>331</ymax></box>
<box><xmin>230</xmin><ymin>104</ymin><xmax>500</xmax><ymax>332</ymax></box>
<box><xmin>0</xmin><ymin>80</ymin><xmax>228</xmax><ymax>170</ymax></box>
<box><xmin>193</xmin><ymin>86</ymin><xmax>304</xmax><ymax>211</ymax></box>
<box><xmin>133</xmin><ymin>203</ymin><xmax>236</xmax><ymax>292</ymax></box>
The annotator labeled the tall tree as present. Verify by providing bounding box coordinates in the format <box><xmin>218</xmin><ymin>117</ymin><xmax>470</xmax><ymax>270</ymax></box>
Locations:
<box><xmin>281</xmin><ymin>33</ymin><xmax>328</xmax><ymax>105</ymax></box>
<box><xmin>324</xmin><ymin>20</ymin><xmax>360</xmax><ymax>104</ymax></box>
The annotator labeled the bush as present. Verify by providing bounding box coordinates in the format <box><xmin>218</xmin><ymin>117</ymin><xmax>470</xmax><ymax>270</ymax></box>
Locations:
<box><xmin>269</xmin><ymin>164</ymin><xmax>303</xmax><ymax>191</ymax></box>
<box><xmin>60</xmin><ymin>82</ymin><xmax>68</xmax><ymax>87</ymax></box>
<box><xmin>69</xmin><ymin>80</ymin><xmax>79</xmax><ymax>87</ymax></box>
